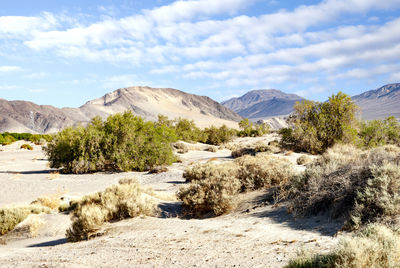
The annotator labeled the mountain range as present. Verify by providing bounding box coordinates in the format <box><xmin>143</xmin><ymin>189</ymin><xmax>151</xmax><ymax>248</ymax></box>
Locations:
<box><xmin>0</xmin><ymin>86</ymin><xmax>241</xmax><ymax>133</ymax></box>
<box><xmin>221</xmin><ymin>89</ymin><xmax>303</xmax><ymax>120</ymax></box>
<box><xmin>352</xmin><ymin>83</ymin><xmax>400</xmax><ymax>120</ymax></box>
<box><xmin>0</xmin><ymin>83</ymin><xmax>399</xmax><ymax>133</ymax></box>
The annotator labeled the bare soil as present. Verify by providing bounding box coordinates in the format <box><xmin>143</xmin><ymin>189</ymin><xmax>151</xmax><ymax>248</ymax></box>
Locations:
<box><xmin>0</xmin><ymin>138</ymin><xmax>339</xmax><ymax>267</ymax></box>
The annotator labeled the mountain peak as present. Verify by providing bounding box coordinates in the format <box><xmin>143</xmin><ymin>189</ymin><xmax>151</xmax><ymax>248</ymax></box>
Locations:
<box><xmin>353</xmin><ymin>83</ymin><xmax>400</xmax><ymax>120</ymax></box>
<box><xmin>221</xmin><ymin>89</ymin><xmax>303</xmax><ymax>119</ymax></box>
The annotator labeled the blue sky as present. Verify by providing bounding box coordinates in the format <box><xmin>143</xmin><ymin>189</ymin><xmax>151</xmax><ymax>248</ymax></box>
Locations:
<box><xmin>1</xmin><ymin>0</ymin><xmax>400</xmax><ymax>108</ymax></box>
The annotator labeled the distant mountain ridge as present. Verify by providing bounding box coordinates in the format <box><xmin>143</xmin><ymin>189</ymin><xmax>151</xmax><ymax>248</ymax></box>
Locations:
<box><xmin>352</xmin><ymin>83</ymin><xmax>400</xmax><ymax>120</ymax></box>
<box><xmin>221</xmin><ymin>89</ymin><xmax>304</xmax><ymax>119</ymax></box>
<box><xmin>0</xmin><ymin>86</ymin><xmax>242</xmax><ymax>133</ymax></box>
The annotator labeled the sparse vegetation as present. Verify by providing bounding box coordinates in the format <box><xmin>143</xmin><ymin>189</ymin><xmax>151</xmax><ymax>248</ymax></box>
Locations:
<box><xmin>286</xmin><ymin>224</ymin><xmax>400</xmax><ymax>268</ymax></box>
<box><xmin>237</xmin><ymin>118</ymin><xmax>269</xmax><ymax>137</ymax></box>
<box><xmin>45</xmin><ymin>111</ymin><xmax>177</xmax><ymax>173</ymax></box>
<box><xmin>178</xmin><ymin>154</ymin><xmax>294</xmax><ymax>217</ymax></box>
<box><xmin>0</xmin><ymin>133</ymin><xmax>52</xmax><ymax>146</ymax></box>
<box><xmin>0</xmin><ymin>205</ymin><xmax>51</xmax><ymax>236</ymax></box>
<box><xmin>296</xmin><ymin>155</ymin><xmax>312</xmax><ymax>165</ymax></box>
<box><xmin>66</xmin><ymin>179</ymin><xmax>156</xmax><ymax>241</ymax></box>
<box><xmin>20</xmin><ymin>143</ymin><xmax>33</xmax><ymax>150</ymax></box>
<box><xmin>231</xmin><ymin>141</ymin><xmax>278</xmax><ymax>158</ymax></box>
<box><xmin>286</xmin><ymin>144</ymin><xmax>400</xmax><ymax>229</ymax></box>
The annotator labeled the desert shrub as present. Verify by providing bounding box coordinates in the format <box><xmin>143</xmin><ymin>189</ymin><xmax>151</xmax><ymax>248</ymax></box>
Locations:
<box><xmin>66</xmin><ymin>179</ymin><xmax>156</xmax><ymax>241</ymax></box>
<box><xmin>0</xmin><ymin>205</ymin><xmax>51</xmax><ymax>236</ymax></box>
<box><xmin>237</xmin><ymin>118</ymin><xmax>269</xmax><ymax>137</ymax></box>
<box><xmin>0</xmin><ymin>135</ymin><xmax>16</xmax><ymax>145</ymax></box>
<box><xmin>231</xmin><ymin>147</ymin><xmax>256</xmax><ymax>158</ymax></box>
<box><xmin>148</xmin><ymin>166</ymin><xmax>168</xmax><ymax>174</ymax></box>
<box><xmin>235</xmin><ymin>154</ymin><xmax>294</xmax><ymax>192</ymax></box>
<box><xmin>20</xmin><ymin>144</ymin><xmax>33</xmax><ymax>150</ymax></box>
<box><xmin>177</xmin><ymin>169</ymin><xmax>240</xmax><ymax>217</ymax></box>
<box><xmin>286</xmin><ymin>224</ymin><xmax>400</xmax><ymax>268</ymax></box>
<box><xmin>287</xmin><ymin>144</ymin><xmax>400</xmax><ymax>229</ymax></box>
<box><xmin>173</xmin><ymin>142</ymin><xmax>189</xmax><ymax>154</ymax></box>
<box><xmin>45</xmin><ymin>111</ymin><xmax>177</xmax><ymax>173</ymax></box>
<box><xmin>296</xmin><ymin>155</ymin><xmax>312</xmax><ymax>165</ymax></box>
<box><xmin>173</xmin><ymin>118</ymin><xmax>206</xmax><ymax>143</ymax></box>
<box><xmin>359</xmin><ymin>116</ymin><xmax>400</xmax><ymax>148</ymax></box>
<box><xmin>231</xmin><ymin>142</ymin><xmax>278</xmax><ymax>158</ymax></box>
<box><xmin>179</xmin><ymin>154</ymin><xmax>294</xmax><ymax>216</ymax></box>
<box><xmin>205</xmin><ymin>146</ymin><xmax>218</xmax><ymax>152</ymax></box>
<box><xmin>203</xmin><ymin>125</ymin><xmax>235</xmax><ymax>145</ymax></box>
<box><xmin>282</xmin><ymin>93</ymin><xmax>358</xmax><ymax>154</ymax></box>
<box><xmin>183</xmin><ymin>162</ymin><xmax>239</xmax><ymax>183</ymax></box>
<box><xmin>29</xmin><ymin>134</ymin><xmax>52</xmax><ymax>145</ymax></box>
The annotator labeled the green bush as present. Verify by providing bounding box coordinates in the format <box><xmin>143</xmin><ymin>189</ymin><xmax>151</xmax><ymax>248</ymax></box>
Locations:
<box><xmin>358</xmin><ymin>116</ymin><xmax>400</xmax><ymax>148</ymax></box>
<box><xmin>45</xmin><ymin>111</ymin><xmax>177</xmax><ymax>173</ymax></box>
<box><xmin>203</xmin><ymin>125</ymin><xmax>235</xmax><ymax>145</ymax></box>
<box><xmin>237</xmin><ymin>118</ymin><xmax>269</xmax><ymax>137</ymax></box>
<box><xmin>283</xmin><ymin>92</ymin><xmax>358</xmax><ymax>154</ymax></box>
<box><xmin>0</xmin><ymin>135</ymin><xmax>16</xmax><ymax>145</ymax></box>
<box><xmin>20</xmin><ymin>144</ymin><xmax>33</xmax><ymax>150</ymax></box>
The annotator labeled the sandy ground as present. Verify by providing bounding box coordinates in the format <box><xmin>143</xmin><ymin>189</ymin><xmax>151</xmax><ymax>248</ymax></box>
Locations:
<box><xmin>0</xmin><ymin>138</ymin><xmax>339</xmax><ymax>267</ymax></box>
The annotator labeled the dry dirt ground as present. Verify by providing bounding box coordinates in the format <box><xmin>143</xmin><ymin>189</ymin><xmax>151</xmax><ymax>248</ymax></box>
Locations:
<box><xmin>0</xmin><ymin>138</ymin><xmax>340</xmax><ymax>267</ymax></box>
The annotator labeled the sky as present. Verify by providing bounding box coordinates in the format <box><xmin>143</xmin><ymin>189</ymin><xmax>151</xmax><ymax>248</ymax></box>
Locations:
<box><xmin>1</xmin><ymin>0</ymin><xmax>400</xmax><ymax>108</ymax></box>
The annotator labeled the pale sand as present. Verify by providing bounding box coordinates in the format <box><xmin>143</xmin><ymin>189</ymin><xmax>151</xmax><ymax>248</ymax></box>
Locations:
<box><xmin>0</xmin><ymin>138</ymin><xmax>339</xmax><ymax>267</ymax></box>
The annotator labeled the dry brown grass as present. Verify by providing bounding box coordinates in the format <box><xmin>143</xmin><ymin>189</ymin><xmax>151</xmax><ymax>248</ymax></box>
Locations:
<box><xmin>66</xmin><ymin>179</ymin><xmax>156</xmax><ymax>241</ymax></box>
<box><xmin>47</xmin><ymin>171</ymin><xmax>60</xmax><ymax>180</ymax></box>
<box><xmin>286</xmin><ymin>224</ymin><xmax>400</xmax><ymax>268</ymax></box>
<box><xmin>296</xmin><ymin>155</ymin><xmax>313</xmax><ymax>165</ymax></box>
<box><xmin>287</xmin><ymin>144</ymin><xmax>400</xmax><ymax>229</ymax></box>
<box><xmin>32</xmin><ymin>190</ymin><xmax>66</xmax><ymax>210</ymax></box>
<box><xmin>178</xmin><ymin>154</ymin><xmax>295</xmax><ymax>217</ymax></box>
<box><xmin>235</xmin><ymin>154</ymin><xmax>294</xmax><ymax>192</ymax></box>
<box><xmin>0</xmin><ymin>205</ymin><xmax>51</xmax><ymax>236</ymax></box>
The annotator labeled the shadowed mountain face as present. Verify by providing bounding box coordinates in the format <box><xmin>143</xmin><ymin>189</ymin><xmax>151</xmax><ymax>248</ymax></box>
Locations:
<box><xmin>222</xmin><ymin>89</ymin><xmax>304</xmax><ymax>119</ymax></box>
<box><xmin>0</xmin><ymin>86</ymin><xmax>242</xmax><ymax>133</ymax></box>
<box><xmin>352</xmin><ymin>83</ymin><xmax>400</xmax><ymax>120</ymax></box>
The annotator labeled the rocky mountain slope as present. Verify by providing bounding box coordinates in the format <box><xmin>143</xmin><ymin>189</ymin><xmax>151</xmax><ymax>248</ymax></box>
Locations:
<box><xmin>0</xmin><ymin>86</ymin><xmax>242</xmax><ymax>133</ymax></box>
<box><xmin>222</xmin><ymin>89</ymin><xmax>303</xmax><ymax>119</ymax></box>
<box><xmin>352</xmin><ymin>83</ymin><xmax>400</xmax><ymax>120</ymax></box>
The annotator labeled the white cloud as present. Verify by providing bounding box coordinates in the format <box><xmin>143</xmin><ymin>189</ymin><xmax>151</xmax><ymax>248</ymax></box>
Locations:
<box><xmin>0</xmin><ymin>85</ymin><xmax>19</xmax><ymax>90</ymax></box>
<box><xmin>0</xmin><ymin>12</ymin><xmax>57</xmax><ymax>38</ymax></box>
<box><xmin>0</xmin><ymin>66</ymin><xmax>23</xmax><ymax>72</ymax></box>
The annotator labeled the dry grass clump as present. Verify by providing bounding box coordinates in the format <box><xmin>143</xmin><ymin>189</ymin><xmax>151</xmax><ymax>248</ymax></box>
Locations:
<box><xmin>20</xmin><ymin>144</ymin><xmax>33</xmax><ymax>150</ymax></box>
<box><xmin>66</xmin><ymin>179</ymin><xmax>156</xmax><ymax>242</ymax></box>
<box><xmin>178</xmin><ymin>154</ymin><xmax>295</xmax><ymax>217</ymax></box>
<box><xmin>287</xmin><ymin>144</ymin><xmax>400</xmax><ymax>229</ymax></box>
<box><xmin>183</xmin><ymin>161</ymin><xmax>239</xmax><ymax>183</ymax></box>
<box><xmin>296</xmin><ymin>155</ymin><xmax>313</xmax><ymax>165</ymax></box>
<box><xmin>286</xmin><ymin>224</ymin><xmax>400</xmax><ymax>268</ymax></box>
<box><xmin>231</xmin><ymin>141</ymin><xmax>279</xmax><ymax>158</ymax></box>
<box><xmin>235</xmin><ymin>154</ymin><xmax>294</xmax><ymax>192</ymax></box>
<box><xmin>205</xmin><ymin>146</ymin><xmax>218</xmax><ymax>152</ymax></box>
<box><xmin>148</xmin><ymin>166</ymin><xmax>168</xmax><ymax>174</ymax></box>
<box><xmin>173</xmin><ymin>142</ymin><xmax>189</xmax><ymax>154</ymax></box>
<box><xmin>177</xmin><ymin>174</ymin><xmax>241</xmax><ymax>217</ymax></box>
<box><xmin>32</xmin><ymin>191</ymin><xmax>65</xmax><ymax>210</ymax></box>
<box><xmin>0</xmin><ymin>205</ymin><xmax>51</xmax><ymax>236</ymax></box>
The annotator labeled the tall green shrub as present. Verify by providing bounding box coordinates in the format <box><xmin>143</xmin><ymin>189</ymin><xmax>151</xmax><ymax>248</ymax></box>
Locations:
<box><xmin>45</xmin><ymin>111</ymin><xmax>177</xmax><ymax>173</ymax></box>
<box><xmin>282</xmin><ymin>92</ymin><xmax>358</xmax><ymax>154</ymax></box>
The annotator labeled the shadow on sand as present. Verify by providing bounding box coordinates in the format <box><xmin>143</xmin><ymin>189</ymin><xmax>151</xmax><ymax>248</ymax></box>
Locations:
<box><xmin>0</xmin><ymin>170</ymin><xmax>58</xmax><ymax>175</ymax></box>
<box><xmin>28</xmin><ymin>238</ymin><xmax>68</xmax><ymax>247</ymax></box>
